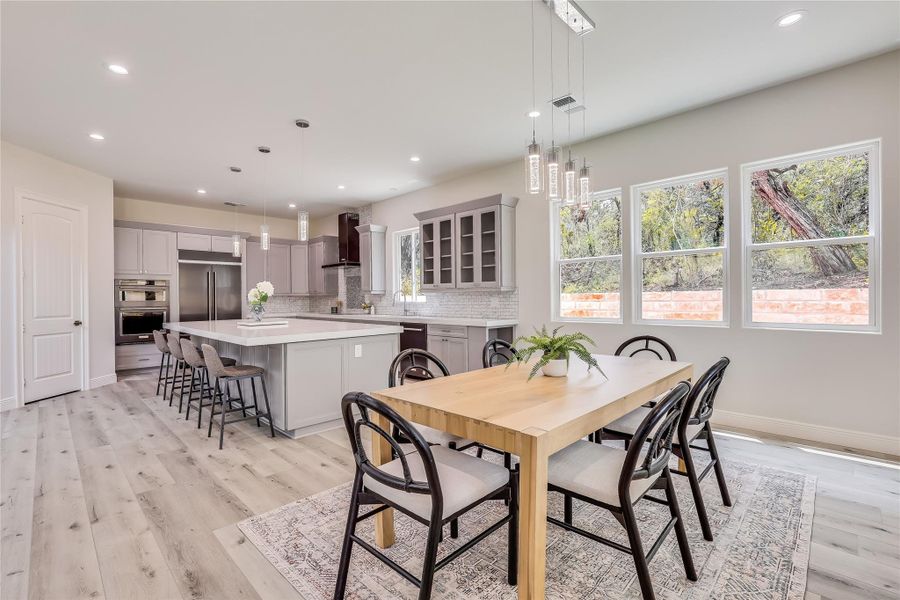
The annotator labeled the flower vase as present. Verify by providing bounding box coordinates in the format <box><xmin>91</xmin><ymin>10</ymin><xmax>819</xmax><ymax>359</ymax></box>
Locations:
<box><xmin>249</xmin><ymin>303</ymin><xmax>266</xmax><ymax>322</ymax></box>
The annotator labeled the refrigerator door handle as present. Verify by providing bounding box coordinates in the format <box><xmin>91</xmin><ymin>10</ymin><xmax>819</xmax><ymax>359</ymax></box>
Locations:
<box><xmin>213</xmin><ymin>271</ymin><xmax>218</xmax><ymax>320</ymax></box>
<box><xmin>206</xmin><ymin>270</ymin><xmax>212</xmax><ymax>320</ymax></box>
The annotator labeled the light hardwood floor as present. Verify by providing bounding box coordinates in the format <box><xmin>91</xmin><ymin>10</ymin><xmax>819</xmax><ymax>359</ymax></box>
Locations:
<box><xmin>2</xmin><ymin>371</ymin><xmax>898</xmax><ymax>600</ymax></box>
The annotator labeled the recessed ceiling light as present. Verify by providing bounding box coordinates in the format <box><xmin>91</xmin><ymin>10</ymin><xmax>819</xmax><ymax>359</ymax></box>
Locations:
<box><xmin>528</xmin><ymin>110</ymin><xmax>541</xmax><ymax>118</ymax></box>
<box><xmin>89</xmin><ymin>133</ymin><xmax>105</xmax><ymax>140</ymax></box>
<box><xmin>107</xmin><ymin>64</ymin><xmax>129</xmax><ymax>75</ymax></box>
<box><xmin>197</xmin><ymin>189</ymin><xmax>207</xmax><ymax>195</ymax></box>
<box><xmin>288</xmin><ymin>203</ymin><xmax>296</xmax><ymax>208</ymax></box>
<box><xmin>410</xmin><ymin>156</ymin><xmax>420</xmax><ymax>162</ymax></box>
<box><xmin>229</xmin><ymin>166</ymin><xmax>242</xmax><ymax>173</ymax></box>
<box><xmin>777</xmin><ymin>11</ymin><xmax>806</xmax><ymax>27</ymax></box>
<box><xmin>337</xmin><ymin>185</ymin><xmax>346</xmax><ymax>190</ymax></box>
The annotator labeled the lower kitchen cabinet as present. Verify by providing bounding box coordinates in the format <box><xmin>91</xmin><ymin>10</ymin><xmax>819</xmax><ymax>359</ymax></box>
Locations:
<box><xmin>427</xmin><ymin>324</ymin><xmax>469</xmax><ymax>375</ymax></box>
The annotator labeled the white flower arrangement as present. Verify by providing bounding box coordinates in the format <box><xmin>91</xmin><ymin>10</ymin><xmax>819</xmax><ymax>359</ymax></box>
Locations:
<box><xmin>248</xmin><ymin>281</ymin><xmax>274</xmax><ymax>306</ymax></box>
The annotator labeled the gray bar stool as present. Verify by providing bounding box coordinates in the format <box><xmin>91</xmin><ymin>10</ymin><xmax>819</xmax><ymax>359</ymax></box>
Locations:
<box><xmin>180</xmin><ymin>339</ymin><xmax>235</xmax><ymax>428</ymax></box>
<box><xmin>201</xmin><ymin>344</ymin><xmax>276</xmax><ymax>449</ymax></box>
<box><xmin>152</xmin><ymin>330</ymin><xmax>172</xmax><ymax>397</ymax></box>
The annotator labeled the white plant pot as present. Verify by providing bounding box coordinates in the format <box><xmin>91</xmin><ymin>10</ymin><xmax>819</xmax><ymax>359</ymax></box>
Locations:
<box><xmin>541</xmin><ymin>358</ymin><xmax>569</xmax><ymax>377</ymax></box>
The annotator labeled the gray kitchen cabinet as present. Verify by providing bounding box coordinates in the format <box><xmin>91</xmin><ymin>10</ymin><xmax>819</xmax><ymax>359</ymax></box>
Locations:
<box><xmin>141</xmin><ymin>229</ymin><xmax>176</xmax><ymax>276</ymax></box>
<box><xmin>177</xmin><ymin>232</ymin><xmax>212</xmax><ymax>251</ymax></box>
<box><xmin>290</xmin><ymin>243</ymin><xmax>309</xmax><ymax>295</ymax></box>
<box><xmin>356</xmin><ymin>224</ymin><xmax>386</xmax><ymax>295</ymax></box>
<box><xmin>114</xmin><ymin>227</ymin><xmax>142</xmax><ymax>274</ymax></box>
<box><xmin>427</xmin><ymin>333</ymin><xmax>468</xmax><ymax>375</ymax></box>
<box><xmin>415</xmin><ymin>193</ymin><xmax>517</xmax><ymax>291</ymax></box>
<box><xmin>211</xmin><ymin>235</ymin><xmax>235</xmax><ymax>253</ymax></box>
<box><xmin>245</xmin><ymin>240</ymin><xmax>266</xmax><ymax>297</ymax></box>
<box><xmin>267</xmin><ymin>243</ymin><xmax>291</xmax><ymax>296</ymax></box>
<box><xmin>307</xmin><ymin>236</ymin><xmax>338</xmax><ymax>296</ymax></box>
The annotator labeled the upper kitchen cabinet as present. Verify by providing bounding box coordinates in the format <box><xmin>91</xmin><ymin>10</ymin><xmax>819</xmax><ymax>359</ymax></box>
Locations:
<box><xmin>177</xmin><ymin>232</ymin><xmax>212</xmax><ymax>251</ymax></box>
<box><xmin>245</xmin><ymin>240</ymin><xmax>266</xmax><ymax>295</ymax></box>
<box><xmin>414</xmin><ymin>193</ymin><xmax>517</xmax><ymax>291</ymax></box>
<box><xmin>114</xmin><ymin>226</ymin><xmax>176</xmax><ymax>276</ymax></box>
<box><xmin>290</xmin><ymin>243</ymin><xmax>310</xmax><ymax>295</ymax></box>
<box><xmin>308</xmin><ymin>236</ymin><xmax>339</xmax><ymax>296</ymax></box>
<box><xmin>356</xmin><ymin>224</ymin><xmax>386</xmax><ymax>295</ymax></box>
<box><xmin>245</xmin><ymin>240</ymin><xmax>290</xmax><ymax>296</ymax></box>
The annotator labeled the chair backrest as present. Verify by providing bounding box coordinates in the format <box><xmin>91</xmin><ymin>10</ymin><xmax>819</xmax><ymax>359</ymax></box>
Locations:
<box><xmin>341</xmin><ymin>392</ymin><xmax>443</xmax><ymax>519</ymax></box>
<box><xmin>201</xmin><ymin>344</ymin><xmax>227</xmax><ymax>378</ymax></box>
<box><xmin>614</xmin><ymin>335</ymin><xmax>677</xmax><ymax>361</ymax></box>
<box><xmin>619</xmin><ymin>381</ymin><xmax>691</xmax><ymax>501</ymax></box>
<box><xmin>167</xmin><ymin>333</ymin><xmax>185</xmax><ymax>360</ymax></box>
<box><xmin>153</xmin><ymin>330</ymin><xmax>169</xmax><ymax>353</ymax></box>
<box><xmin>482</xmin><ymin>339</ymin><xmax>516</xmax><ymax>368</ymax></box>
<box><xmin>388</xmin><ymin>348</ymin><xmax>449</xmax><ymax>387</ymax></box>
<box><xmin>180</xmin><ymin>338</ymin><xmax>205</xmax><ymax>369</ymax></box>
<box><xmin>681</xmin><ymin>357</ymin><xmax>730</xmax><ymax>430</ymax></box>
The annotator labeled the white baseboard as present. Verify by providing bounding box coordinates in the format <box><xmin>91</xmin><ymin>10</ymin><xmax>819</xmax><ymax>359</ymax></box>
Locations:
<box><xmin>712</xmin><ymin>409</ymin><xmax>900</xmax><ymax>456</ymax></box>
<box><xmin>88</xmin><ymin>373</ymin><xmax>118</xmax><ymax>389</ymax></box>
<box><xmin>0</xmin><ymin>395</ymin><xmax>17</xmax><ymax>412</ymax></box>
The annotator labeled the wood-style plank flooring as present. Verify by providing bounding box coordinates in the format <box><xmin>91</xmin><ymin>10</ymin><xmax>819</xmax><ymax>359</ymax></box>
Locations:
<box><xmin>2</xmin><ymin>371</ymin><xmax>898</xmax><ymax>600</ymax></box>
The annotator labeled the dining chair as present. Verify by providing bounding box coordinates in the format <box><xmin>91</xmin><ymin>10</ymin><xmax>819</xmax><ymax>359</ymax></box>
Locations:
<box><xmin>615</xmin><ymin>335</ymin><xmax>677</xmax><ymax>361</ymax></box>
<box><xmin>334</xmin><ymin>392</ymin><xmax>518</xmax><ymax>600</ymax></box>
<box><xmin>547</xmin><ymin>381</ymin><xmax>696</xmax><ymax>600</ymax></box>
<box><xmin>482</xmin><ymin>338</ymin><xmax>517</xmax><ymax>368</ymax></box>
<box><xmin>602</xmin><ymin>358</ymin><xmax>732</xmax><ymax>541</ymax></box>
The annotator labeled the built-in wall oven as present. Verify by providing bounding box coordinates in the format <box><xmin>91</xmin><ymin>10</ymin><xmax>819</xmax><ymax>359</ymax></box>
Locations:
<box><xmin>115</xmin><ymin>279</ymin><xmax>169</xmax><ymax>345</ymax></box>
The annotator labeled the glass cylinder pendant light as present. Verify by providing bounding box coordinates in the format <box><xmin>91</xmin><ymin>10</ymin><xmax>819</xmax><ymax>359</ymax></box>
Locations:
<box><xmin>578</xmin><ymin>162</ymin><xmax>592</xmax><ymax>209</ymax></box>
<box><xmin>231</xmin><ymin>234</ymin><xmax>241</xmax><ymax>257</ymax></box>
<box><xmin>527</xmin><ymin>140</ymin><xmax>543</xmax><ymax>194</ymax></box>
<box><xmin>546</xmin><ymin>147</ymin><xmax>561</xmax><ymax>200</ymax></box>
<box><xmin>258</xmin><ymin>145</ymin><xmax>271</xmax><ymax>250</ymax></box>
<box><xmin>563</xmin><ymin>157</ymin><xmax>577</xmax><ymax>205</ymax></box>
<box><xmin>259</xmin><ymin>223</ymin><xmax>270</xmax><ymax>251</ymax></box>
<box><xmin>298</xmin><ymin>210</ymin><xmax>309</xmax><ymax>242</ymax></box>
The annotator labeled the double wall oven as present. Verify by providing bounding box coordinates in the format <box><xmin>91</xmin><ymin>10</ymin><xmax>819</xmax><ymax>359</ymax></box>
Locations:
<box><xmin>115</xmin><ymin>279</ymin><xmax>169</xmax><ymax>345</ymax></box>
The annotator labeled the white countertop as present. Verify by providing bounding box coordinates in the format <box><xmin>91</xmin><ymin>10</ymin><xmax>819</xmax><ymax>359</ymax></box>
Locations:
<box><xmin>164</xmin><ymin>318</ymin><xmax>402</xmax><ymax>346</ymax></box>
<box><xmin>288</xmin><ymin>312</ymin><xmax>518</xmax><ymax>328</ymax></box>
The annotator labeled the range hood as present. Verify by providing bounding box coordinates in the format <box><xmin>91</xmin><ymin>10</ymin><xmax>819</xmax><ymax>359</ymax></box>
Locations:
<box><xmin>322</xmin><ymin>212</ymin><xmax>360</xmax><ymax>268</ymax></box>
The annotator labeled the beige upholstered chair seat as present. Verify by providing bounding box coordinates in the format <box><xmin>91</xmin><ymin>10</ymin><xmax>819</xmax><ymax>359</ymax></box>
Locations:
<box><xmin>363</xmin><ymin>446</ymin><xmax>509</xmax><ymax>520</ymax></box>
<box><xmin>604</xmin><ymin>406</ymin><xmax>702</xmax><ymax>445</ymax></box>
<box><xmin>548</xmin><ymin>440</ymin><xmax>660</xmax><ymax>507</ymax></box>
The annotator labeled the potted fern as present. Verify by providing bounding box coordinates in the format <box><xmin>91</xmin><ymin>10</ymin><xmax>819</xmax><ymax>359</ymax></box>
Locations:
<box><xmin>511</xmin><ymin>325</ymin><xmax>606</xmax><ymax>380</ymax></box>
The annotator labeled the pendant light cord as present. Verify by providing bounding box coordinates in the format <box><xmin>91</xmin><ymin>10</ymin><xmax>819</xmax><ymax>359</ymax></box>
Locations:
<box><xmin>566</xmin><ymin>2</ymin><xmax>572</xmax><ymax>162</ymax></box>
<box><xmin>548</xmin><ymin>1</ymin><xmax>554</xmax><ymax>147</ymax></box>
<box><xmin>530</xmin><ymin>0</ymin><xmax>536</xmax><ymax>143</ymax></box>
<box><xmin>581</xmin><ymin>28</ymin><xmax>586</xmax><ymax>168</ymax></box>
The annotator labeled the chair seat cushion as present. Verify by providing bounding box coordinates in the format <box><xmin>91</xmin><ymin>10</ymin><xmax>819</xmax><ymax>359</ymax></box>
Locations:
<box><xmin>603</xmin><ymin>407</ymin><xmax>702</xmax><ymax>445</ymax></box>
<box><xmin>414</xmin><ymin>424</ymin><xmax>470</xmax><ymax>447</ymax></box>
<box><xmin>221</xmin><ymin>364</ymin><xmax>263</xmax><ymax>377</ymax></box>
<box><xmin>548</xmin><ymin>440</ymin><xmax>660</xmax><ymax>507</ymax></box>
<box><xmin>363</xmin><ymin>446</ymin><xmax>509</xmax><ymax>521</ymax></box>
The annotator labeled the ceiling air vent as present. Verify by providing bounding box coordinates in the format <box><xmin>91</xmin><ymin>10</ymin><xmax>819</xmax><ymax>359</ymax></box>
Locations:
<box><xmin>551</xmin><ymin>94</ymin><xmax>586</xmax><ymax>114</ymax></box>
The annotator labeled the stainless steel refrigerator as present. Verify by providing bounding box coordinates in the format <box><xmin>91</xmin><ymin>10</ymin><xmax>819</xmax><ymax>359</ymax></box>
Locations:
<box><xmin>178</xmin><ymin>261</ymin><xmax>243</xmax><ymax>322</ymax></box>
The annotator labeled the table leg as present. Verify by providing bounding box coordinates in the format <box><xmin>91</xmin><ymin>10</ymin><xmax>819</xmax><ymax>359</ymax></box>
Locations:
<box><xmin>517</xmin><ymin>433</ymin><xmax>548</xmax><ymax>599</ymax></box>
<box><xmin>371</xmin><ymin>412</ymin><xmax>395</xmax><ymax>548</ymax></box>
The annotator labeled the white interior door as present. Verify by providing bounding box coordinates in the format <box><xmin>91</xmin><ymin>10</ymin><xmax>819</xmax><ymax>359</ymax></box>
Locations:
<box><xmin>21</xmin><ymin>196</ymin><xmax>84</xmax><ymax>402</ymax></box>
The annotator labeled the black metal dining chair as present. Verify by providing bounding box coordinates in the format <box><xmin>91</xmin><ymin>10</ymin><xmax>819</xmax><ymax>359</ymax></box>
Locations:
<box><xmin>334</xmin><ymin>392</ymin><xmax>518</xmax><ymax>600</ymax></box>
<box><xmin>482</xmin><ymin>339</ymin><xmax>517</xmax><ymax>368</ymax></box>
<box><xmin>602</xmin><ymin>358</ymin><xmax>732</xmax><ymax>541</ymax></box>
<box><xmin>615</xmin><ymin>335</ymin><xmax>677</xmax><ymax>361</ymax></box>
<box><xmin>547</xmin><ymin>382</ymin><xmax>696</xmax><ymax>600</ymax></box>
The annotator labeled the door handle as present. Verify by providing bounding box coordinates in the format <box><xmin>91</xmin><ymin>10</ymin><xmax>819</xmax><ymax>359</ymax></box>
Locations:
<box><xmin>74</xmin><ymin>320</ymin><xmax>83</xmax><ymax>326</ymax></box>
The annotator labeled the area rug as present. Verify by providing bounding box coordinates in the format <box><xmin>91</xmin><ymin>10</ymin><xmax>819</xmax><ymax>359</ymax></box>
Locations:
<box><xmin>238</xmin><ymin>454</ymin><xmax>815</xmax><ymax>599</ymax></box>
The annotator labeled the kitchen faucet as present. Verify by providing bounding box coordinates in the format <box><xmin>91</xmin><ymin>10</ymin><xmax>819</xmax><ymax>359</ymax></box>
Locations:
<box><xmin>392</xmin><ymin>290</ymin><xmax>410</xmax><ymax>316</ymax></box>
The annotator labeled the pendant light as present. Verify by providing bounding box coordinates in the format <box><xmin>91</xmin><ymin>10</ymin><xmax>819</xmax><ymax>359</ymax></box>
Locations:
<box><xmin>578</xmin><ymin>28</ymin><xmax>592</xmax><ymax>209</ymax></box>
<box><xmin>525</xmin><ymin>0</ymin><xmax>542</xmax><ymax>195</ymax></box>
<box><xmin>258</xmin><ymin>145</ymin><xmax>271</xmax><ymax>250</ymax></box>
<box><xmin>545</xmin><ymin>3</ymin><xmax>560</xmax><ymax>201</ymax></box>
<box><xmin>564</xmin><ymin>155</ymin><xmax>577</xmax><ymax>204</ymax></box>
<box><xmin>230</xmin><ymin>202</ymin><xmax>242</xmax><ymax>257</ymax></box>
<box><xmin>294</xmin><ymin>119</ymin><xmax>311</xmax><ymax>242</ymax></box>
<box><xmin>562</xmin><ymin>10</ymin><xmax>577</xmax><ymax>206</ymax></box>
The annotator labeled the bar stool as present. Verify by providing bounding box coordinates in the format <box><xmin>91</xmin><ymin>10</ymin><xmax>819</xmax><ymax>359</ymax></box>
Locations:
<box><xmin>152</xmin><ymin>330</ymin><xmax>171</xmax><ymax>397</ymax></box>
<box><xmin>166</xmin><ymin>333</ymin><xmax>193</xmax><ymax>410</ymax></box>
<box><xmin>201</xmin><ymin>344</ymin><xmax>275</xmax><ymax>449</ymax></box>
<box><xmin>180</xmin><ymin>339</ymin><xmax>235</xmax><ymax>428</ymax></box>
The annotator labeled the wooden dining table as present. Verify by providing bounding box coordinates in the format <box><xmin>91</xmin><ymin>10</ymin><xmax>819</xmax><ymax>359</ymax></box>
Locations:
<box><xmin>369</xmin><ymin>353</ymin><xmax>693</xmax><ymax>599</ymax></box>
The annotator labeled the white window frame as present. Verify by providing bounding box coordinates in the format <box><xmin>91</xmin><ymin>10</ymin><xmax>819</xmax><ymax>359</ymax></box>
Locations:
<box><xmin>631</xmin><ymin>168</ymin><xmax>730</xmax><ymax>327</ymax></box>
<box><xmin>550</xmin><ymin>188</ymin><xmax>624</xmax><ymax>324</ymax></box>
<box><xmin>740</xmin><ymin>139</ymin><xmax>880</xmax><ymax>333</ymax></box>
<box><xmin>392</xmin><ymin>227</ymin><xmax>426</xmax><ymax>302</ymax></box>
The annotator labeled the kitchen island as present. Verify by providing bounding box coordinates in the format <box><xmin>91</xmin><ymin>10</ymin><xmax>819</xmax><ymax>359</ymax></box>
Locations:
<box><xmin>164</xmin><ymin>318</ymin><xmax>401</xmax><ymax>438</ymax></box>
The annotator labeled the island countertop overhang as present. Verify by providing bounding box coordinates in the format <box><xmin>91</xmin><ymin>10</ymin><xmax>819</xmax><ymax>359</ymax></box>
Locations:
<box><xmin>164</xmin><ymin>318</ymin><xmax>402</xmax><ymax>346</ymax></box>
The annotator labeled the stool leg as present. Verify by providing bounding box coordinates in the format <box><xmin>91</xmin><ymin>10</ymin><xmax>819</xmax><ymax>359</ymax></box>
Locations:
<box><xmin>162</xmin><ymin>354</ymin><xmax>171</xmax><ymax>399</ymax></box>
<box><xmin>250</xmin><ymin>377</ymin><xmax>261</xmax><ymax>427</ymax></box>
<box><xmin>168</xmin><ymin>360</ymin><xmax>181</xmax><ymax>406</ymax></box>
<box><xmin>197</xmin><ymin>369</ymin><xmax>209</xmax><ymax>429</ymax></box>
<box><xmin>259</xmin><ymin>375</ymin><xmax>275</xmax><ymax>438</ymax></box>
<box><xmin>184</xmin><ymin>367</ymin><xmax>196</xmax><ymax>421</ymax></box>
<box><xmin>179</xmin><ymin>366</ymin><xmax>192</xmax><ymax>413</ymax></box>
<box><xmin>208</xmin><ymin>377</ymin><xmax>220</xmax><ymax>438</ymax></box>
<box><xmin>156</xmin><ymin>353</ymin><xmax>165</xmax><ymax>395</ymax></box>
<box><xmin>218</xmin><ymin>379</ymin><xmax>231</xmax><ymax>449</ymax></box>
<box><xmin>236</xmin><ymin>380</ymin><xmax>247</xmax><ymax>418</ymax></box>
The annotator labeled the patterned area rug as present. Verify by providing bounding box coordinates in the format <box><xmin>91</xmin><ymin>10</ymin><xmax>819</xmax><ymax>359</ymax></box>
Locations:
<box><xmin>238</xmin><ymin>454</ymin><xmax>815</xmax><ymax>599</ymax></box>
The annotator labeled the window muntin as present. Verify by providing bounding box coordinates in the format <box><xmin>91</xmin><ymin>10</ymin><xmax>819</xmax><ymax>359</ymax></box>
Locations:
<box><xmin>393</xmin><ymin>228</ymin><xmax>425</xmax><ymax>302</ymax></box>
<box><xmin>553</xmin><ymin>189</ymin><xmax>623</xmax><ymax>322</ymax></box>
<box><xmin>633</xmin><ymin>170</ymin><xmax>728</xmax><ymax>324</ymax></box>
<box><xmin>742</xmin><ymin>141</ymin><xmax>879</xmax><ymax>330</ymax></box>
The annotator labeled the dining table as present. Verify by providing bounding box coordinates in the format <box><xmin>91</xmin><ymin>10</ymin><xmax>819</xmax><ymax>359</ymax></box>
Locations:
<box><xmin>369</xmin><ymin>352</ymin><xmax>693</xmax><ymax>600</ymax></box>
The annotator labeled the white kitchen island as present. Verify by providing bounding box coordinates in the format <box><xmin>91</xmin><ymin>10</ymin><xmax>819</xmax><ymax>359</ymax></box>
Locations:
<box><xmin>164</xmin><ymin>318</ymin><xmax>401</xmax><ymax>438</ymax></box>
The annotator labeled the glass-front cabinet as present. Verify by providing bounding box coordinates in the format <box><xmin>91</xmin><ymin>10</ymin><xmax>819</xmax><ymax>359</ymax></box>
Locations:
<box><xmin>416</xmin><ymin>194</ymin><xmax>517</xmax><ymax>292</ymax></box>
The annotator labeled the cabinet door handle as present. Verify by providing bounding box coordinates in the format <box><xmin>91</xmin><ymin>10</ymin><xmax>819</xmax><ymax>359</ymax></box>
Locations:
<box><xmin>403</xmin><ymin>327</ymin><xmax>424</xmax><ymax>332</ymax></box>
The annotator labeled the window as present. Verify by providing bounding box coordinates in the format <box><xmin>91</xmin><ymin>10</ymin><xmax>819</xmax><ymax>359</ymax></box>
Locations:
<box><xmin>552</xmin><ymin>189</ymin><xmax>623</xmax><ymax>322</ymax></box>
<box><xmin>633</xmin><ymin>169</ymin><xmax>728</xmax><ymax>324</ymax></box>
<box><xmin>742</xmin><ymin>141</ymin><xmax>879</xmax><ymax>331</ymax></box>
<box><xmin>393</xmin><ymin>227</ymin><xmax>425</xmax><ymax>302</ymax></box>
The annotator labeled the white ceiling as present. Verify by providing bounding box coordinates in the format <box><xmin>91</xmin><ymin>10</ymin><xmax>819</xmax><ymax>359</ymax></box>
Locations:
<box><xmin>2</xmin><ymin>1</ymin><xmax>897</xmax><ymax>218</ymax></box>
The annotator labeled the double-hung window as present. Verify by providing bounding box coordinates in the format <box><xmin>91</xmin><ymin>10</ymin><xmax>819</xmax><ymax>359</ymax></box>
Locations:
<box><xmin>552</xmin><ymin>188</ymin><xmax>623</xmax><ymax>322</ymax></box>
<box><xmin>742</xmin><ymin>140</ymin><xmax>879</xmax><ymax>331</ymax></box>
<box><xmin>393</xmin><ymin>227</ymin><xmax>425</xmax><ymax>302</ymax></box>
<box><xmin>633</xmin><ymin>169</ymin><xmax>728</xmax><ymax>324</ymax></box>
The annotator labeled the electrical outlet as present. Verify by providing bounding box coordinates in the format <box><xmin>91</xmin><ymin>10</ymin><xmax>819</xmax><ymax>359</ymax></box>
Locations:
<box><xmin>354</xmin><ymin>344</ymin><xmax>363</xmax><ymax>358</ymax></box>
